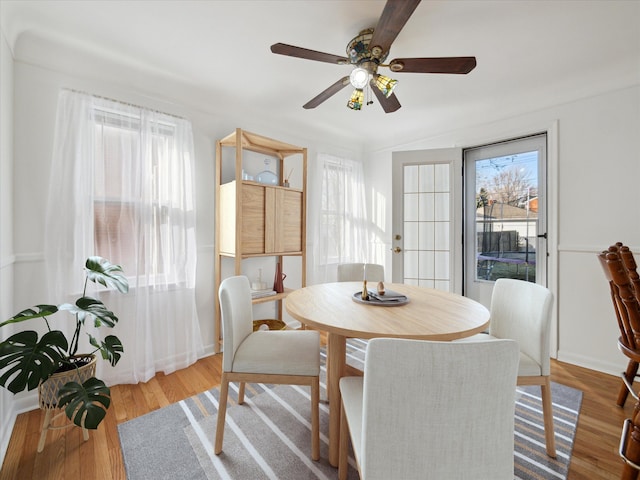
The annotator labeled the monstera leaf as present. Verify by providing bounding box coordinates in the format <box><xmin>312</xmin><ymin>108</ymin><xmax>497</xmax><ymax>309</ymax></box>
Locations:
<box><xmin>58</xmin><ymin>377</ymin><xmax>111</xmax><ymax>429</ymax></box>
<box><xmin>89</xmin><ymin>334</ymin><xmax>123</xmax><ymax>367</ymax></box>
<box><xmin>59</xmin><ymin>297</ymin><xmax>119</xmax><ymax>328</ymax></box>
<box><xmin>0</xmin><ymin>305</ymin><xmax>58</xmax><ymax>328</ymax></box>
<box><xmin>85</xmin><ymin>256</ymin><xmax>129</xmax><ymax>293</ymax></box>
<box><xmin>0</xmin><ymin>330</ymin><xmax>67</xmax><ymax>393</ymax></box>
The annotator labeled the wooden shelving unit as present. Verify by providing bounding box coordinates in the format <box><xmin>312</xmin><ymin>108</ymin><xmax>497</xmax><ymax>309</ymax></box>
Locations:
<box><xmin>214</xmin><ymin>128</ymin><xmax>307</xmax><ymax>352</ymax></box>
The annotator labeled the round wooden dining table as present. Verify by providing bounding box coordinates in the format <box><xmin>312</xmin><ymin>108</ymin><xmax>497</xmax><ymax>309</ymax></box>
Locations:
<box><xmin>285</xmin><ymin>281</ymin><xmax>491</xmax><ymax>467</ymax></box>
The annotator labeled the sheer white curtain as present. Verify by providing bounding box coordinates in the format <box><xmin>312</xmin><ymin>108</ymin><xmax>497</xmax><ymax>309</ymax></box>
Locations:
<box><xmin>45</xmin><ymin>89</ymin><xmax>202</xmax><ymax>385</ymax></box>
<box><xmin>309</xmin><ymin>152</ymin><xmax>370</xmax><ymax>284</ymax></box>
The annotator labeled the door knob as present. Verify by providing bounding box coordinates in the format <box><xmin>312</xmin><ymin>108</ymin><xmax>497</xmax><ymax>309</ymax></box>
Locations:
<box><xmin>392</xmin><ymin>247</ymin><xmax>402</xmax><ymax>253</ymax></box>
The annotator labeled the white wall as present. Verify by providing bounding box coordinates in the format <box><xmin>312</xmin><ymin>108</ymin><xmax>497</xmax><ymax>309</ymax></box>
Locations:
<box><xmin>365</xmin><ymin>84</ymin><xmax>640</xmax><ymax>376</ymax></box>
<box><xmin>0</xmin><ymin>26</ymin><xmax>15</xmax><ymax>468</ymax></box>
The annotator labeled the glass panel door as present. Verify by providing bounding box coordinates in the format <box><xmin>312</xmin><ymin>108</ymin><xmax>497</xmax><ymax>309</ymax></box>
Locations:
<box><xmin>463</xmin><ymin>134</ymin><xmax>547</xmax><ymax>307</ymax></box>
<box><xmin>403</xmin><ymin>164</ymin><xmax>451</xmax><ymax>290</ymax></box>
<box><xmin>392</xmin><ymin>148</ymin><xmax>462</xmax><ymax>292</ymax></box>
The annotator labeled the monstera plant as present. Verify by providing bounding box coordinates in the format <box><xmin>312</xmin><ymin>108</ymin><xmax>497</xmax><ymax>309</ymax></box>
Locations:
<box><xmin>0</xmin><ymin>256</ymin><xmax>128</xmax><ymax>429</ymax></box>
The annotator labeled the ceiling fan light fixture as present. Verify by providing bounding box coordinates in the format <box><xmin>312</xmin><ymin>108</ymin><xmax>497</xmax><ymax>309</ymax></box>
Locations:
<box><xmin>375</xmin><ymin>74</ymin><xmax>398</xmax><ymax>98</ymax></box>
<box><xmin>347</xmin><ymin>89</ymin><xmax>364</xmax><ymax>111</ymax></box>
<box><xmin>349</xmin><ymin>67</ymin><xmax>370</xmax><ymax>89</ymax></box>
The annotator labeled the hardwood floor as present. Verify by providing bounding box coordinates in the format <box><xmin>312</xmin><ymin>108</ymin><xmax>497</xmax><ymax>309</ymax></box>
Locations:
<box><xmin>0</xmin><ymin>351</ymin><xmax>635</xmax><ymax>479</ymax></box>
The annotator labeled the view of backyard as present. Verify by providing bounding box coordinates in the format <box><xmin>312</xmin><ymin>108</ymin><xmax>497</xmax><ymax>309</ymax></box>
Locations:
<box><xmin>474</xmin><ymin>151</ymin><xmax>538</xmax><ymax>283</ymax></box>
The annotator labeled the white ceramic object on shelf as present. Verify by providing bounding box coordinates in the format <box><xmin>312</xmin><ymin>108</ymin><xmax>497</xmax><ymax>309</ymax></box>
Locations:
<box><xmin>257</xmin><ymin>158</ymin><xmax>278</xmax><ymax>185</ymax></box>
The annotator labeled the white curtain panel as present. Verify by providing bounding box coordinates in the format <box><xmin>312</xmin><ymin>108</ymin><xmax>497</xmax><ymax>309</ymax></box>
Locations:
<box><xmin>309</xmin><ymin>153</ymin><xmax>371</xmax><ymax>284</ymax></box>
<box><xmin>45</xmin><ymin>89</ymin><xmax>203</xmax><ymax>385</ymax></box>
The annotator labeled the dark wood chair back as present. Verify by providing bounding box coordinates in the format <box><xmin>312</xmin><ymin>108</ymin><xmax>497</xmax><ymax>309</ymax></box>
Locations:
<box><xmin>599</xmin><ymin>244</ymin><xmax>640</xmax><ymax>354</ymax></box>
<box><xmin>620</xmin><ymin>245</ymin><xmax>640</xmax><ymax>298</ymax></box>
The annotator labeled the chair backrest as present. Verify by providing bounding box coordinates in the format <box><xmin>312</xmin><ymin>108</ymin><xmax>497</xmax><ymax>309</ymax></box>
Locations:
<box><xmin>360</xmin><ymin>338</ymin><xmax>519</xmax><ymax>480</ymax></box>
<box><xmin>599</xmin><ymin>248</ymin><xmax>640</xmax><ymax>357</ymax></box>
<box><xmin>598</xmin><ymin>246</ymin><xmax>634</xmax><ymax>350</ymax></box>
<box><xmin>619</xmin><ymin>244</ymin><xmax>640</xmax><ymax>298</ymax></box>
<box><xmin>218</xmin><ymin>275</ymin><xmax>254</xmax><ymax>372</ymax></box>
<box><xmin>337</xmin><ymin>263</ymin><xmax>384</xmax><ymax>282</ymax></box>
<box><xmin>489</xmin><ymin>278</ymin><xmax>554</xmax><ymax>376</ymax></box>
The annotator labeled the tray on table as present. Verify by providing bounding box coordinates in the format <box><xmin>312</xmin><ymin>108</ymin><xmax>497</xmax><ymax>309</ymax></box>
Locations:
<box><xmin>352</xmin><ymin>289</ymin><xmax>409</xmax><ymax>307</ymax></box>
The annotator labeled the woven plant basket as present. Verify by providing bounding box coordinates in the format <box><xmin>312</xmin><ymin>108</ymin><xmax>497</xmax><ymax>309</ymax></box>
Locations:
<box><xmin>38</xmin><ymin>354</ymin><xmax>97</xmax><ymax>410</ymax></box>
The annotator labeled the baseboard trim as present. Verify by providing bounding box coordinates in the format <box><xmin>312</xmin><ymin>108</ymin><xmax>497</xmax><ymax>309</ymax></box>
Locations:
<box><xmin>557</xmin><ymin>349</ymin><xmax>622</xmax><ymax>377</ymax></box>
<box><xmin>0</xmin><ymin>405</ymin><xmax>16</xmax><ymax>469</ymax></box>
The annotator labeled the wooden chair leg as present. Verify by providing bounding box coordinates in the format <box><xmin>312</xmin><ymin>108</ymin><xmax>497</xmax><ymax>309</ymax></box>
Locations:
<box><xmin>37</xmin><ymin>409</ymin><xmax>53</xmax><ymax>453</ymax></box>
<box><xmin>541</xmin><ymin>377</ymin><xmax>557</xmax><ymax>458</ymax></box>
<box><xmin>338</xmin><ymin>399</ymin><xmax>349</xmax><ymax>480</ymax></box>
<box><xmin>215</xmin><ymin>375</ymin><xmax>230</xmax><ymax>455</ymax></box>
<box><xmin>325</xmin><ymin>343</ymin><xmax>330</xmax><ymax>401</ymax></box>
<box><xmin>311</xmin><ymin>378</ymin><xmax>320</xmax><ymax>461</ymax></box>
<box><xmin>238</xmin><ymin>381</ymin><xmax>246</xmax><ymax>404</ymax></box>
<box><xmin>622</xmin><ymin>401</ymin><xmax>640</xmax><ymax>480</ymax></box>
<box><xmin>619</xmin><ymin>361</ymin><xmax>639</xmax><ymax>407</ymax></box>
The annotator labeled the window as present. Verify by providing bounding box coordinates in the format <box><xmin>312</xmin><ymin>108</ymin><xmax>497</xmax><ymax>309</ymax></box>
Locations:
<box><xmin>318</xmin><ymin>154</ymin><xmax>368</xmax><ymax>264</ymax></box>
<box><xmin>93</xmin><ymin>110</ymin><xmax>140</xmax><ymax>274</ymax></box>
<box><xmin>311</xmin><ymin>153</ymin><xmax>369</xmax><ymax>283</ymax></box>
<box><xmin>46</xmin><ymin>89</ymin><xmax>202</xmax><ymax>384</ymax></box>
<box><xmin>91</xmin><ymin>105</ymin><xmax>194</xmax><ymax>285</ymax></box>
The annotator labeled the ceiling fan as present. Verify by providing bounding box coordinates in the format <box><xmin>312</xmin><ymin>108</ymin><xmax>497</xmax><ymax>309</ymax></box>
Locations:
<box><xmin>270</xmin><ymin>0</ymin><xmax>476</xmax><ymax>113</ymax></box>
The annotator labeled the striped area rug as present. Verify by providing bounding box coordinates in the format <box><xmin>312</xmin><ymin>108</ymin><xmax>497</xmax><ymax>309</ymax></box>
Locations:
<box><xmin>118</xmin><ymin>339</ymin><xmax>582</xmax><ymax>480</ymax></box>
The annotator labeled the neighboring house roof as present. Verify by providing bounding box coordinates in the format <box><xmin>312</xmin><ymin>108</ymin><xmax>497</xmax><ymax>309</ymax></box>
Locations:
<box><xmin>476</xmin><ymin>202</ymin><xmax>537</xmax><ymax>220</ymax></box>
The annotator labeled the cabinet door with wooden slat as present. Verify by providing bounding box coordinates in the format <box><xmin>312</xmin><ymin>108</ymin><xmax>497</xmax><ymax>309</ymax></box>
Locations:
<box><xmin>275</xmin><ymin>189</ymin><xmax>303</xmax><ymax>253</ymax></box>
<box><xmin>241</xmin><ymin>184</ymin><xmax>266</xmax><ymax>254</ymax></box>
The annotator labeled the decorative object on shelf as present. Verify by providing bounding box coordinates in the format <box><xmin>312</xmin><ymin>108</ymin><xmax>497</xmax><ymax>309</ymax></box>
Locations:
<box><xmin>273</xmin><ymin>262</ymin><xmax>286</xmax><ymax>293</ymax></box>
<box><xmin>0</xmin><ymin>256</ymin><xmax>129</xmax><ymax>451</ymax></box>
<box><xmin>256</xmin><ymin>158</ymin><xmax>278</xmax><ymax>185</ymax></box>
<box><xmin>283</xmin><ymin>168</ymin><xmax>293</xmax><ymax>187</ymax></box>
<box><xmin>251</xmin><ymin>289</ymin><xmax>277</xmax><ymax>300</ymax></box>
<box><xmin>251</xmin><ymin>268</ymin><xmax>268</xmax><ymax>291</ymax></box>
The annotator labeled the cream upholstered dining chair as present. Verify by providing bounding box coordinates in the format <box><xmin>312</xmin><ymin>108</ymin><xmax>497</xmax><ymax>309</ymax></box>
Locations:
<box><xmin>215</xmin><ymin>275</ymin><xmax>321</xmax><ymax>460</ymax></box>
<box><xmin>337</xmin><ymin>263</ymin><xmax>384</xmax><ymax>283</ymax></box>
<box><xmin>457</xmin><ymin>277</ymin><xmax>556</xmax><ymax>457</ymax></box>
<box><xmin>338</xmin><ymin>338</ymin><xmax>519</xmax><ymax>480</ymax></box>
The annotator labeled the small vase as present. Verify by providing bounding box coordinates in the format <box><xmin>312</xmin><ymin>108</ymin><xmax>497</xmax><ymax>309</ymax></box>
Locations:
<box><xmin>273</xmin><ymin>262</ymin><xmax>286</xmax><ymax>293</ymax></box>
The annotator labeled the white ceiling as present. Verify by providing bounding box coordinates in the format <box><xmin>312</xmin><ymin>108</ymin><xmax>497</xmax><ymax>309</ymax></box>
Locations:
<box><xmin>2</xmin><ymin>0</ymin><xmax>639</xmax><ymax>150</ymax></box>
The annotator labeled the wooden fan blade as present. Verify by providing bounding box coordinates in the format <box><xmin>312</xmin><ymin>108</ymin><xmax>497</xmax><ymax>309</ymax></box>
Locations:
<box><xmin>369</xmin><ymin>0</ymin><xmax>421</xmax><ymax>56</ymax></box>
<box><xmin>370</xmin><ymin>78</ymin><xmax>401</xmax><ymax>113</ymax></box>
<box><xmin>303</xmin><ymin>77</ymin><xmax>351</xmax><ymax>109</ymax></box>
<box><xmin>389</xmin><ymin>57</ymin><xmax>477</xmax><ymax>74</ymax></box>
<box><xmin>271</xmin><ymin>43</ymin><xmax>349</xmax><ymax>65</ymax></box>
